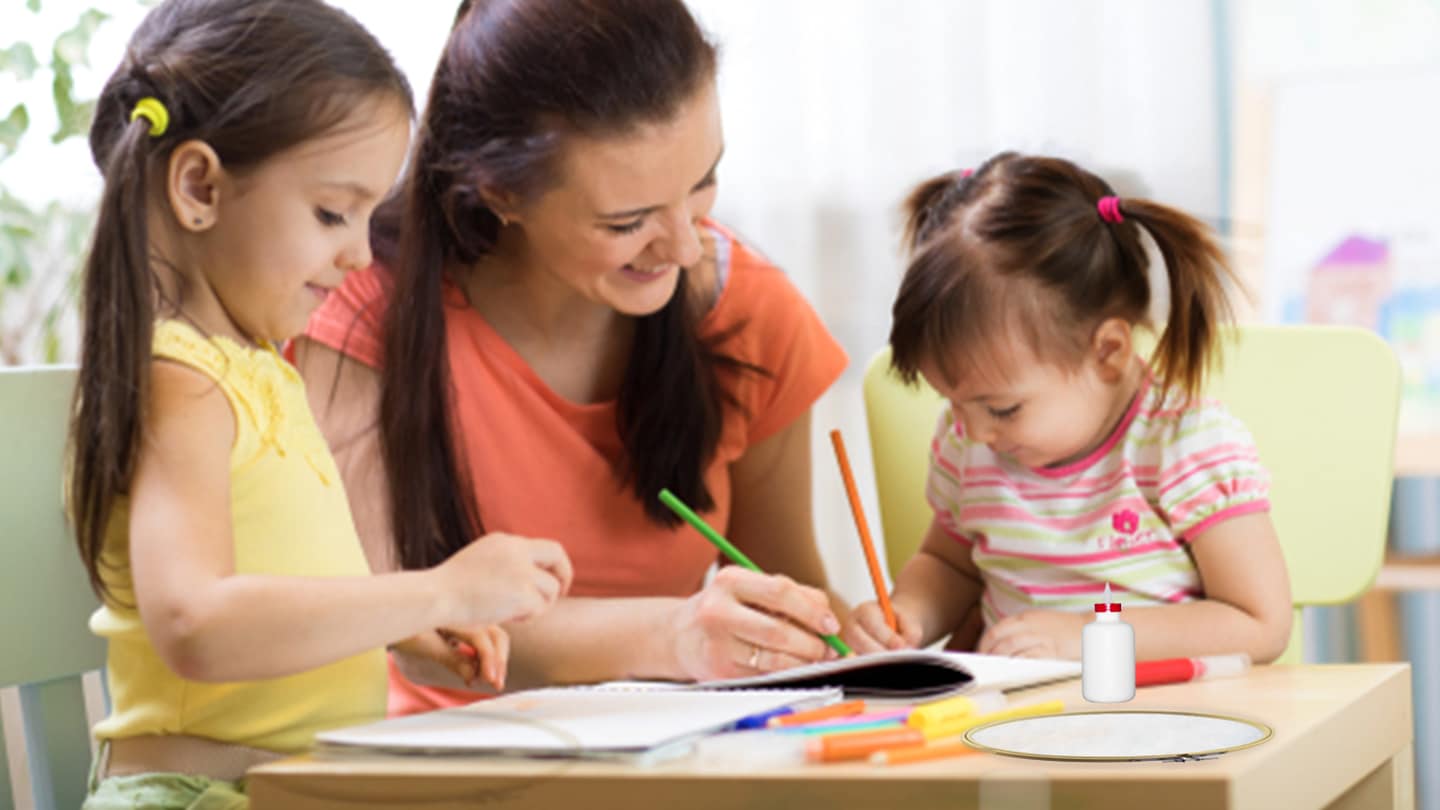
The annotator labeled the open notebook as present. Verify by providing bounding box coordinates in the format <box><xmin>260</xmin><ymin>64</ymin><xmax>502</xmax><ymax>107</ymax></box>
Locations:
<box><xmin>681</xmin><ymin>650</ymin><xmax>1081</xmax><ymax>699</ymax></box>
<box><xmin>314</xmin><ymin>685</ymin><xmax>839</xmax><ymax>758</ymax></box>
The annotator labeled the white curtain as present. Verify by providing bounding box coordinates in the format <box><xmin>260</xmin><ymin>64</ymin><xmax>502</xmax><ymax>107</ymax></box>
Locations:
<box><xmin>685</xmin><ymin>0</ymin><xmax>1225</xmax><ymax>601</ymax></box>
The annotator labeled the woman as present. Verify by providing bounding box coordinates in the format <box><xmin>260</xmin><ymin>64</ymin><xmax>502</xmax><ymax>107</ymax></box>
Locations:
<box><xmin>295</xmin><ymin>0</ymin><xmax>848</xmax><ymax>714</ymax></box>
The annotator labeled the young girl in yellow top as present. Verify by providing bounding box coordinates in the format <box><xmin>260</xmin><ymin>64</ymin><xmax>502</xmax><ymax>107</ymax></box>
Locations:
<box><xmin>67</xmin><ymin>2</ymin><xmax>573</xmax><ymax>806</ymax></box>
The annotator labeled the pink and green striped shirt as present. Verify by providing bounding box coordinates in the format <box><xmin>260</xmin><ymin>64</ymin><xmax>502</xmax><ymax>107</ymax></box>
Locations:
<box><xmin>926</xmin><ymin>379</ymin><xmax>1271</xmax><ymax>627</ymax></box>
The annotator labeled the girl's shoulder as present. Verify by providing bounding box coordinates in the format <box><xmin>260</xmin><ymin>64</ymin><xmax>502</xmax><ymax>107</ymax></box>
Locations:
<box><xmin>1125</xmin><ymin>382</ymin><xmax>1258</xmax><ymax>461</ymax></box>
<box><xmin>152</xmin><ymin>319</ymin><xmax>309</xmax><ymax>461</ymax></box>
<box><xmin>153</xmin><ymin>319</ymin><xmax>292</xmax><ymax>391</ymax></box>
<box><xmin>146</xmin><ymin>323</ymin><xmax>245</xmax><ymax>461</ymax></box>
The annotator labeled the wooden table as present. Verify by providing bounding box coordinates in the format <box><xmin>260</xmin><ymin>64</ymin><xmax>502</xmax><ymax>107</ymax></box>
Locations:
<box><xmin>249</xmin><ymin>664</ymin><xmax>1414</xmax><ymax>810</ymax></box>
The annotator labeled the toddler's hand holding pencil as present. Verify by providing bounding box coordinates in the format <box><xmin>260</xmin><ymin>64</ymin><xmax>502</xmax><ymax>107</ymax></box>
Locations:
<box><xmin>844</xmin><ymin>599</ymin><xmax>924</xmax><ymax>654</ymax></box>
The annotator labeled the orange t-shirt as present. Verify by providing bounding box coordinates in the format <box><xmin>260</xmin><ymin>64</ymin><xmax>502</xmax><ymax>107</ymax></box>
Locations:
<box><xmin>303</xmin><ymin>221</ymin><xmax>847</xmax><ymax>715</ymax></box>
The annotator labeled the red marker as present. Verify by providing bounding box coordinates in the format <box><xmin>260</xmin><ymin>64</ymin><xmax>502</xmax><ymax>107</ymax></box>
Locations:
<box><xmin>1135</xmin><ymin>653</ymin><xmax>1251</xmax><ymax>687</ymax></box>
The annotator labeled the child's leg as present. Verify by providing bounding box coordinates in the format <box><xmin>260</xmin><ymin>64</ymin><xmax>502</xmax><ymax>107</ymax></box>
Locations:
<box><xmin>82</xmin><ymin>772</ymin><xmax>247</xmax><ymax>810</ymax></box>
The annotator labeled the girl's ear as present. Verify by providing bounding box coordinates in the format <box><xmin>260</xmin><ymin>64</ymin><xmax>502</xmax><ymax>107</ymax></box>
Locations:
<box><xmin>165</xmin><ymin>140</ymin><xmax>224</xmax><ymax>232</ymax></box>
<box><xmin>1090</xmin><ymin>317</ymin><xmax>1134</xmax><ymax>384</ymax></box>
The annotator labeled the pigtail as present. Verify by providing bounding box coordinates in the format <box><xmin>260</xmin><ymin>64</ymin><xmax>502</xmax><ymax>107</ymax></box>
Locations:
<box><xmin>901</xmin><ymin>170</ymin><xmax>968</xmax><ymax>253</ymax></box>
<box><xmin>1120</xmin><ymin>199</ymin><xmax>1238</xmax><ymax>404</ymax></box>
<box><xmin>68</xmin><ymin>117</ymin><xmax>158</xmax><ymax>604</ymax></box>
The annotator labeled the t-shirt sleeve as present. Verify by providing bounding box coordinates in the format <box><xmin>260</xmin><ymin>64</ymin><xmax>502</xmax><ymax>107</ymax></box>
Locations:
<box><xmin>925</xmin><ymin>405</ymin><xmax>974</xmax><ymax>547</ymax></box>
<box><xmin>301</xmin><ymin>266</ymin><xmax>389</xmax><ymax>369</ymax></box>
<box><xmin>714</xmin><ymin>237</ymin><xmax>848</xmax><ymax>446</ymax></box>
<box><xmin>1156</xmin><ymin>401</ymin><xmax>1272</xmax><ymax>541</ymax></box>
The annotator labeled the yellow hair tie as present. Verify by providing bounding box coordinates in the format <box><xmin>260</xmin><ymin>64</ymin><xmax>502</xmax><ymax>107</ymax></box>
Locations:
<box><xmin>129</xmin><ymin>97</ymin><xmax>169</xmax><ymax>137</ymax></box>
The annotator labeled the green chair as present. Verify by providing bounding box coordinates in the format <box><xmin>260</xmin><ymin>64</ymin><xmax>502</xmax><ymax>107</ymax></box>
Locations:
<box><xmin>0</xmin><ymin>366</ymin><xmax>107</xmax><ymax>810</ymax></box>
<box><xmin>862</xmin><ymin>325</ymin><xmax>1401</xmax><ymax>663</ymax></box>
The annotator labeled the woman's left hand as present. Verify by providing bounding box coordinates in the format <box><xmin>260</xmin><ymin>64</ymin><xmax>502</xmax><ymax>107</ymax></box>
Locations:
<box><xmin>976</xmin><ymin>609</ymin><xmax>1085</xmax><ymax>659</ymax></box>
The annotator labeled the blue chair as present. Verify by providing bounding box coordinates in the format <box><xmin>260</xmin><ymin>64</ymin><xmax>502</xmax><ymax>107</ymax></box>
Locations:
<box><xmin>0</xmin><ymin>366</ymin><xmax>107</xmax><ymax>810</ymax></box>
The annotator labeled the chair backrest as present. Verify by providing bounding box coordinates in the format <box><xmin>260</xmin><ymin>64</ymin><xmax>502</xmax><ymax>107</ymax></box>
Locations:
<box><xmin>0</xmin><ymin>366</ymin><xmax>106</xmax><ymax>810</ymax></box>
<box><xmin>863</xmin><ymin>325</ymin><xmax>1401</xmax><ymax>663</ymax></box>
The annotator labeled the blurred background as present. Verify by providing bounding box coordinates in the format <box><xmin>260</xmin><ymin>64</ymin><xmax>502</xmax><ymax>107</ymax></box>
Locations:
<box><xmin>2</xmin><ymin>0</ymin><xmax>1437</xmax><ymax>802</ymax></box>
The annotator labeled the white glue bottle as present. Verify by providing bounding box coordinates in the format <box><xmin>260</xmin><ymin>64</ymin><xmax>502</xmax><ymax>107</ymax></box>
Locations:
<box><xmin>1082</xmin><ymin>582</ymin><xmax>1135</xmax><ymax>703</ymax></box>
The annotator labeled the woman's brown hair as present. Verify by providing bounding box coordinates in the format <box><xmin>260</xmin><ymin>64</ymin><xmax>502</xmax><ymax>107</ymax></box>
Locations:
<box><xmin>890</xmin><ymin>152</ymin><xmax>1236</xmax><ymax>404</ymax></box>
<box><xmin>68</xmin><ymin>0</ymin><xmax>413</xmax><ymax>603</ymax></box>
<box><xmin>378</xmin><ymin>0</ymin><xmax>756</xmax><ymax>570</ymax></box>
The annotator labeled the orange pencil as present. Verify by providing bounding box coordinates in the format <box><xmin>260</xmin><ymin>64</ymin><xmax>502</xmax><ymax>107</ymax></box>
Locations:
<box><xmin>806</xmin><ymin>726</ymin><xmax>925</xmax><ymax>763</ymax></box>
<box><xmin>769</xmin><ymin>699</ymin><xmax>867</xmax><ymax>728</ymax></box>
<box><xmin>829</xmin><ymin>429</ymin><xmax>898</xmax><ymax>632</ymax></box>
<box><xmin>870</xmin><ymin>739</ymin><xmax>981</xmax><ymax>766</ymax></box>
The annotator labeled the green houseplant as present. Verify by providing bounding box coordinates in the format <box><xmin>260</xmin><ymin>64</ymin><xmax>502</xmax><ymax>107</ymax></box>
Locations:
<box><xmin>0</xmin><ymin>3</ymin><xmax>123</xmax><ymax>364</ymax></box>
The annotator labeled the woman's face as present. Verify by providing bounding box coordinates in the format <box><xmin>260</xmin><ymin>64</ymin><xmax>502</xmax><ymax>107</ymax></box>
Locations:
<box><xmin>502</xmin><ymin>82</ymin><xmax>723</xmax><ymax>316</ymax></box>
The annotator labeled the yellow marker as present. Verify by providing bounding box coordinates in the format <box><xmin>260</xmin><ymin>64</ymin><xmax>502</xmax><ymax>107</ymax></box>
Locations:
<box><xmin>908</xmin><ymin>693</ymin><xmax>990</xmax><ymax>730</ymax></box>
<box><xmin>922</xmin><ymin>699</ymin><xmax>1066</xmax><ymax>741</ymax></box>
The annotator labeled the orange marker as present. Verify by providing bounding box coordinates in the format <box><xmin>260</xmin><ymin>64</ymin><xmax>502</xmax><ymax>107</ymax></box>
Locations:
<box><xmin>769</xmin><ymin>699</ymin><xmax>866</xmax><ymax>728</ymax></box>
<box><xmin>871</xmin><ymin>739</ymin><xmax>981</xmax><ymax>766</ymax></box>
<box><xmin>806</xmin><ymin>727</ymin><xmax>925</xmax><ymax>763</ymax></box>
<box><xmin>829</xmin><ymin>429</ymin><xmax>897</xmax><ymax>633</ymax></box>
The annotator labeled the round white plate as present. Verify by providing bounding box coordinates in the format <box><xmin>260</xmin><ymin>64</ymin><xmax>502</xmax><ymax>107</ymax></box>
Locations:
<box><xmin>963</xmin><ymin>710</ymin><xmax>1272</xmax><ymax>762</ymax></box>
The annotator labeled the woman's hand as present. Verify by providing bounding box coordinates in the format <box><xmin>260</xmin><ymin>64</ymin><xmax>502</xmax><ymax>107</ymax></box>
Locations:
<box><xmin>670</xmin><ymin>566</ymin><xmax>842</xmax><ymax>680</ymax></box>
<box><xmin>433</xmin><ymin>533</ymin><xmax>575</xmax><ymax>628</ymax></box>
<box><xmin>976</xmin><ymin>609</ymin><xmax>1085</xmax><ymax>659</ymax></box>
<box><xmin>842</xmin><ymin>599</ymin><xmax>924</xmax><ymax>654</ymax></box>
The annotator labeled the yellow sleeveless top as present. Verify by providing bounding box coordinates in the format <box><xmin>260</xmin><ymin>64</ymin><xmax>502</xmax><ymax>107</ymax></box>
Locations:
<box><xmin>89</xmin><ymin>320</ymin><xmax>386</xmax><ymax>753</ymax></box>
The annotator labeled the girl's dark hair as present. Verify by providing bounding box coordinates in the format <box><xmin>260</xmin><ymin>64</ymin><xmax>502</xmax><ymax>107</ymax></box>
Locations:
<box><xmin>68</xmin><ymin>0</ymin><xmax>413</xmax><ymax>603</ymax></box>
<box><xmin>378</xmin><ymin>0</ymin><xmax>744</xmax><ymax>570</ymax></box>
<box><xmin>891</xmin><ymin>152</ymin><xmax>1236</xmax><ymax>404</ymax></box>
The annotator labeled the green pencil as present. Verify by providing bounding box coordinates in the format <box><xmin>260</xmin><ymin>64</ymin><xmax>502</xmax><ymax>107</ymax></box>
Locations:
<box><xmin>658</xmin><ymin>487</ymin><xmax>853</xmax><ymax>657</ymax></box>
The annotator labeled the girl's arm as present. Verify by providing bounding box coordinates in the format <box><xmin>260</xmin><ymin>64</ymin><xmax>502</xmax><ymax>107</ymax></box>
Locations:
<box><xmin>979</xmin><ymin>512</ymin><xmax>1293</xmax><ymax>662</ymax></box>
<box><xmin>890</xmin><ymin>517</ymin><xmax>984</xmax><ymax>647</ymax></box>
<box><xmin>1130</xmin><ymin>511</ymin><xmax>1292</xmax><ymax>661</ymax></box>
<box><xmin>130</xmin><ymin>359</ymin><xmax>567</xmax><ymax>683</ymax></box>
<box><xmin>844</xmin><ymin>515</ymin><xmax>984</xmax><ymax>653</ymax></box>
<box><xmin>297</xmin><ymin>341</ymin><xmax>842</xmax><ymax>687</ymax></box>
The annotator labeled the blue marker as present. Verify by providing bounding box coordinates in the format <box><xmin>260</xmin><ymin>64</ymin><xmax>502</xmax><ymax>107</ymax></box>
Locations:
<box><xmin>733</xmin><ymin>706</ymin><xmax>795</xmax><ymax>731</ymax></box>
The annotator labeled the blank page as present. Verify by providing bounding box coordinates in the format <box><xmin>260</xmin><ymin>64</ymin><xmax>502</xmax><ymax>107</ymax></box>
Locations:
<box><xmin>315</xmin><ymin>686</ymin><xmax>840</xmax><ymax>756</ymax></box>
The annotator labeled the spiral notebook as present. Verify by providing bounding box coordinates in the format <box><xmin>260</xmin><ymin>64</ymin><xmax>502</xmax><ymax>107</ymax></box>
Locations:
<box><xmin>682</xmin><ymin>650</ymin><xmax>1081</xmax><ymax>699</ymax></box>
<box><xmin>314</xmin><ymin>685</ymin><xmax>840</xmax><ymax>759</ymax></box>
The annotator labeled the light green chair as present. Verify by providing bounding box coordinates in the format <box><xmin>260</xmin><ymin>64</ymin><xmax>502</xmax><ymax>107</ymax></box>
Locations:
<box><xmin>862</xmin><ymin>325</ymin><xmax>1401</xmax><ymax>663</ymax></box>
<box><xmin>0</xmin><ymin>366</ymin><xmax>107</xmax><ymax>810</ymax></box>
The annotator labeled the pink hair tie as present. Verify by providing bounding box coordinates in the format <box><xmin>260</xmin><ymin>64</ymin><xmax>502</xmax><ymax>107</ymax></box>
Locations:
<box><xmin>1097</xmin><ymin>196</ymin><xmax>1124</xmax><ymax>224</ymax></box>
<box><xmin>960</xmin><ymin>168</ymin><xmax>974</xmax><ymax>178</ymax></box>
